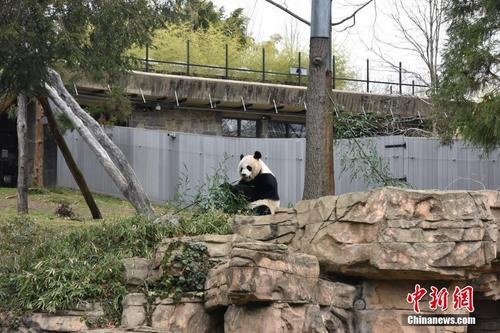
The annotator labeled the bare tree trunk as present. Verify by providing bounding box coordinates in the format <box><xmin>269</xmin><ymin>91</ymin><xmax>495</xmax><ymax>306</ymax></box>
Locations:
<box><xmin>303</xmin><ymin>37</ymin><xmax>335</xmax><ymax>199</ymax></box>
<box><xmin>1</xmin><ymin>94</ymin><xmax>15</xmax><ymax>115</ymax></box>
<box><xmin>33</xmin><ymin>100</ymin><xmax>44</xmax><ymax>187</ymax></box>
<box><xmin>17</xmin><ymin>94</ymin><xmax>28</xmax><ymax>214</ymax></box>
<box><xmin>44</xmin><ymin>83</ymin><xmax>155</xmax><ymax>219</ymax></box>
<box><xmin>47</xmin><ymin>69</ymin><xmax>155</xmax><ymax>219</ymax></box>
<box><xmin>38</xmin><ymin>97</ymin><xmax>102</xmax><ymax>219</ymax></box>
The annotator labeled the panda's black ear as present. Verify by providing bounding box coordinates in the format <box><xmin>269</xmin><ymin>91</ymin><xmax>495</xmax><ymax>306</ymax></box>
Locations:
<box><xmin>253</xmin><ymin>151</ymin><xmax>262</xmax><ymax>160</ymax></box>
<box><xmin>240</xmin><ymin>154</ymin><xmax>244</xmax><ymax>160</ymax></box>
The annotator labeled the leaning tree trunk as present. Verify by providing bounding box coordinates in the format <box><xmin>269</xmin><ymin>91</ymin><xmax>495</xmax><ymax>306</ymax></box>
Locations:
<box><xmin>47</xmin><ymin>69</ymin><xmax>155</xmax><ymax>219</ymax></box>
<box><xmin>0</xmin><ymin>94</ymin><xmax>15</xmax><ymax>115</ymax></box>
<box><xmin>16</xmin><ymin>94</ymin><xmax>29</xmax><ymax>214</ymax></box>
<box><xmin>44</xmin><ymin>82</ymin><xmax>155</xmax><ymax>220</ymax></box>
<box><xmin>303</xmin><ymin>37</ymin><xmax>335</xmax><ymax>199</ymax></box>
<box><xmin>33</xmin><ymin>100</ymin><xmax>44</xmax><ymax>187</ymax></box>
<box><xmin>38</xmin><ymin>97</ymin><xmax>103</xmax><ymax>219</ymax></box>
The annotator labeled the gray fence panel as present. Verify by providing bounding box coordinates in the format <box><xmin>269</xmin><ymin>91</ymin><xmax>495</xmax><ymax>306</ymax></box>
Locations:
<box><xmin>57</xmin><ymin>127</ymin><xmax>500</xmax><ymax>205</ymax></box>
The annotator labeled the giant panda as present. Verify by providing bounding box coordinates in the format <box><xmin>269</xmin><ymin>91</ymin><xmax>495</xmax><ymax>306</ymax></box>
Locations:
<box><xmin>231</xmin><ymin>151</ymin><xmax>280</xmax><ymax>215</ymax></box>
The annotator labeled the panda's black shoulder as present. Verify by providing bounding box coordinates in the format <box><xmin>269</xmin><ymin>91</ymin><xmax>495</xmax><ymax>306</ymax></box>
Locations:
<box><xmin>253</xmin><ymin>172</ymin><xmax>277</xmax><ymax>185</ymax></box>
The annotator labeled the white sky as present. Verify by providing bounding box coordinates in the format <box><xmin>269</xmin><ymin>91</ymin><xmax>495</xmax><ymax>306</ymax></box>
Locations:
<box><xmin>211</xmin><ymin>0</ymin><xmax>436</xmax><ymax>93</ymax></box>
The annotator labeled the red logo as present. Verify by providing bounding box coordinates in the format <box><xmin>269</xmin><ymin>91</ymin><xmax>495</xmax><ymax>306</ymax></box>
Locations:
<box><xmin>407</xmin><ymin>284</ymin><xmax>427</xmax><ymax>313</ymax></box>
<box><xmin>407</xmin><ymin>285</ymin><xmax>474</xmax><ymax>313</ymax></box>
<box><xmin>452</xmin><ymin>286</ymin><xmax>475</xmax><ymax>312</ymax></box>
<box><xmin>429</xmin><ymin>286</ymin><xmax>449</xmax><ymax>311</ymax></box>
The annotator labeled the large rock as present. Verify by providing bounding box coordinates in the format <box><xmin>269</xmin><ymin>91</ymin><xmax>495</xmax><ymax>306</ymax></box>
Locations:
<box><xmin>205</xmin><ymin>241</ymin><xmax>318</xmax><ymax>308</ymax></box>
<box><xmin>121</xmin><ymin>293</ymin><xmax>147</xmax><ymax>329</ymax></box>
<box><xmin>232</xmin><ymin>210</ymin><xmax>298</xmax><ymax>243</ymax></box>
<box><xmin>123</xmin><ymin>257</ymin><xmax>151</xmax><ymax>286</ymax></box>
<box><xmin>152</xmin><ymin>234</ymin><xmax>246</xmax><ymax>271</ymax></box>
<box><xmin>151</xmin><ymin>297</ymin><xmax>221</xmax><ymax>333</ymax></box>
<box><xmin>224</xmin><ymin>303</ymin><xmax>348</xmax><ymax>333</ymax></box>
<box><xmin>24</xmin><ymin>313</ymin><xmax>87</xmax><ymax>332</ymax></box>
<box><xmin>233</xmin><ymin>188</ymin><xmax>498</xmax><ymax>280</ymax></box>
<box><xmin>204</xmin><ymin>240</ymin><xmax>357</xmax><ymax>312</ymax></box>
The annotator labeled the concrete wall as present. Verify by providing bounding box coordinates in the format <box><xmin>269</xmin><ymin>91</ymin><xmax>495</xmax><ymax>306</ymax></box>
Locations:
<box><xmin>75</xmin><ymin>71</ymin><xmax>432</xmax><ymax>117</ymax></box>
<box><xmin>130</xmin><ymin>108</ymin><xmax>222</xmax><ymax>136</ymax></box>
<box><xmin>57</xmin><ymin>127</ymin><xmax>500</xmax><ymax>206</ymax></box>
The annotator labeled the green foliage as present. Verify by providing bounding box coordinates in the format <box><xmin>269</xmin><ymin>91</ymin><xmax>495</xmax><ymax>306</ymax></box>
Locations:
<box><xmin>162</xmin><ymin>0</ymin><xmax>248</xmax><ymax>44</ymax></box>
<box><xmin>333</xmin><ymin>107</ymin><xmax>415</xmax><ymax>189</ymax></box>
<box><xmin>0</xmin><ymin>188</ymin><xmax>237</xmax><ymax>322</ymax></box>
<box><xmin>86</xmin><ymin>87</ymin><xmax>132</xmax><ymax>126</ymax></box>
<box><xmin>0</xmin><ymin>216</ymin><xmax>56</xmax><ymax>273</ymax></box>
<box><xmin>0</xmin><ymin>215</ymin><xmax>176</xmax><ymax>320</ymax></box>
<box><xmin>173</xmin><ymin>157</ymin><xmax>250</xmax><ymax>216</ymax></box>
<box><xmin>339</xmin><ymin>137</ymin><xmax>414</xmax><ymax>189</ymax></box>
<box><xmin>160</xmin><ymin>241</ymin><xmax>210</xmax><ymax>300</ymax></box>
<box><xmin>435</xmin><ymin>0</ymin><xmax>500</xmax><ymax>150</ymax></box>
<box><xmin>0</xmin><ymin>0</ymin><xmax>164</xmax><ymax>95</ymax></box>
<box><xmin>129</xmin><ymin>24</ymin><xmax>353</xmax><ymax>87</ymax></box>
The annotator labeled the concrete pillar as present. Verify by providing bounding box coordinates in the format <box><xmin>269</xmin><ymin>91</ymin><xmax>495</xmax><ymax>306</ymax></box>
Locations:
<box><xmin>258</xmin><ymin>117</ymin><xmax>269</xmax><ymax>138</ymax></box>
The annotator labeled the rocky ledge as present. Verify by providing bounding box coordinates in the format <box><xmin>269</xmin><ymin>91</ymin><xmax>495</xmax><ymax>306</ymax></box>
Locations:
<box><xmin>5</xmin><ymin>187</ymin><xmax>499</xmax><ymax>333</ymax></box>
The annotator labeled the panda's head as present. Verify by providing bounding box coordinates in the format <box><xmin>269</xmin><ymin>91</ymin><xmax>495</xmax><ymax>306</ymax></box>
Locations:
<box><xmin>238</xmin><ymin>151</ymin><xmax>264</xmax><ymax>182</ymax></box>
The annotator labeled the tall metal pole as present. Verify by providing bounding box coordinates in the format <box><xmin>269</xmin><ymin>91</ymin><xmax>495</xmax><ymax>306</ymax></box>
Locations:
<box><xmin>366</xmin><ymin>59</ymin><xmax>370</xmax><ymax>92</ymax></box>
<box><xmin>262</xmin><ymin>48</ymin><xmax>266</xmax><ymax>82</ymax></box>
<box><xmin>303</xmin><ymin>0</ymin><xmax>334</xmax><ymax>199</ymax></box>
<box><xmin>225</xmin><ymin>44</ymin><xmax>229</xmax><ymax>79</ymax></box>
<box><xmin>298</xmin><ymin>52</ymin><xmax>302</xmax><ymax>86</ymax></box>
<box><xmin>332</xmin><ymin>55</ymin><xmax>336</xmax><ymax>89</ymax></box>
<box><xmin>186</xmin><ymin>40</ymin><xmax>190</xmax><ymax>76</ymax></box>
<box><xmin>145</xmin><ymin>44</ymin><xmax>149</xmax><ymax>72</ymax></box>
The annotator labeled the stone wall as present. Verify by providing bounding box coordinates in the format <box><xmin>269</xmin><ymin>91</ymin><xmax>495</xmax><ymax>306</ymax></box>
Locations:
<box><xmin>130</xmin><ymin>108</ymin><xmax>222</xmax><ymax>136</ymax></box>
<box><xmin>4</xmin><ymin>187</ymin><xmax>499</xmax><ymax>333</ymax></box>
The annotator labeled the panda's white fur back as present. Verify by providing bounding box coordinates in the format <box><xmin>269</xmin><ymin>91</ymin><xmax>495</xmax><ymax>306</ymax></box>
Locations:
<box><xmin>259</xmin><ymin>160</ymin><xmax>274</xmax><ymax>176</ymax></box>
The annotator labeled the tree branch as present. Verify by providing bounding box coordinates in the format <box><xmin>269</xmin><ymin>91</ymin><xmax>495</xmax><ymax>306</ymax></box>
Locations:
<box><xmin>332</xmin><ymin>0</ymin><xmax>373</xmax><ymax>26</ymax></box>
<box><xmin>262</xmin><ymin>0</ymin><xmax>310</xmax><ymax>26</ymax></box>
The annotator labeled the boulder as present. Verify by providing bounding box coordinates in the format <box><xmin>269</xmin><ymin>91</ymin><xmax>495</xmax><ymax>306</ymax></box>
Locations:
<box><xmin>224</xmin><ymin>303</ymin><xmax>347</xmax><ymax>333</ymax></box>
<box><xmin>25</xmin><ymin>313</ymin><xmax>87</xmax><ymax>332</ymax></box>
<box><xmin>120</xmin><ymin>293</ymin><xmax>147</xmax><ymax>329</ymax></box>
<box><xmin>123</xmin><ymin>257</ymin><xmax>151</xmax><ymax>286</ymax></box>
<box><xmin>233</xmin><ymin>188</ymin><xmax>498</xmax><ymax>280</ymax></box>
<box><xmin>151</xmin><ymin>297</ymin><xmax>221</xmax><ymax>333</ymax></box>
<box><xmin>204</xmin><ymin>240</ymin><xmax>357</xmax><ymax>312</ymax></box>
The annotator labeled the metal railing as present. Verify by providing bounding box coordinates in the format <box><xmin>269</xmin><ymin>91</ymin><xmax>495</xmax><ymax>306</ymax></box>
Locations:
<box><xmin>133</xmin><ymin>41</ymin><xmax>429</xmax><ymax>95</ymax></box>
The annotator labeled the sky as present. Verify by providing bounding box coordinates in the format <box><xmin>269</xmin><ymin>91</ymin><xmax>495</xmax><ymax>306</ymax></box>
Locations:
<box><xmin>211</xmin><ymin>0</ymin><xmax>439</xmax><ymax>94</ymax></box>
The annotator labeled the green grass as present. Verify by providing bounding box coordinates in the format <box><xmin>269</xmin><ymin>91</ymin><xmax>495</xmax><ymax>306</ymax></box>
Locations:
<box><xmin>0</xmin><ymin>187</ymin><xmax>135</xmax><ymax>232</ymax></box>
<box><xmin>0</xmin><ymin>186</ymin><xmax>236</xmax><ymax>328</ymax></box>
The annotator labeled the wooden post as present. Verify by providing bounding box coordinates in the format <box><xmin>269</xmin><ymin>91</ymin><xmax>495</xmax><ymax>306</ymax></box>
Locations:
<box><xmin>33</xmin><ymin>100</ymin><xmax>44</xmax><ymax>187</ymax></box>
<box><xmin>17</xmin><ymin>94</ymin><xmax>29</xmax><ymax>214</ymax></box>
<box><xmin>303</xmin><ymin>0</ymin><xmax>334</xmax><ymax>199</ymax></box>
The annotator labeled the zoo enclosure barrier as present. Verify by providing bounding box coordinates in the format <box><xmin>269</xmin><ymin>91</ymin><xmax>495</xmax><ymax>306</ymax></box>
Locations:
<box><xmin>57</xmin><ymin>127</ymin><xmax>500</xmax><ymax>206</ymax></box>
<box><xmin>132</xmin><ymin>41</ymin><xmax>429</xmax><ymax>95</ymax></box>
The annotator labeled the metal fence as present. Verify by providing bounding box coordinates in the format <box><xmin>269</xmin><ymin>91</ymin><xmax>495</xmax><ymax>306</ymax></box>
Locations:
<box><xmin>133</xmin><ymin>41</ymin><xmax>428</xmax><ymax>94</ymax></box>
<box><xmin>57</xmin><ymin>127</ymin><xmax>500</xmax><ymax>205</ymax></box>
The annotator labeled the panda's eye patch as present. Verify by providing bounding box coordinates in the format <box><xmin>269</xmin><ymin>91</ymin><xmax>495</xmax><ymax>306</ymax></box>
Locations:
<box><xmin>246</xmin><ymin>166</ymin><xmax>252</xmax><ymax>171</ymax></box>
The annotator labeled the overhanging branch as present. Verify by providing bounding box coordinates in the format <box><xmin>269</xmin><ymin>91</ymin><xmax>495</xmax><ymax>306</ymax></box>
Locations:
<box><xmin>262</xmin><ymin>0</ymin><xmax>310</xmax><ymax>26</ymax></box>
<box><xmin>332</xmin><ymin>0</ymin><xmax>373</xmax><ymax>26</ymax></box>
